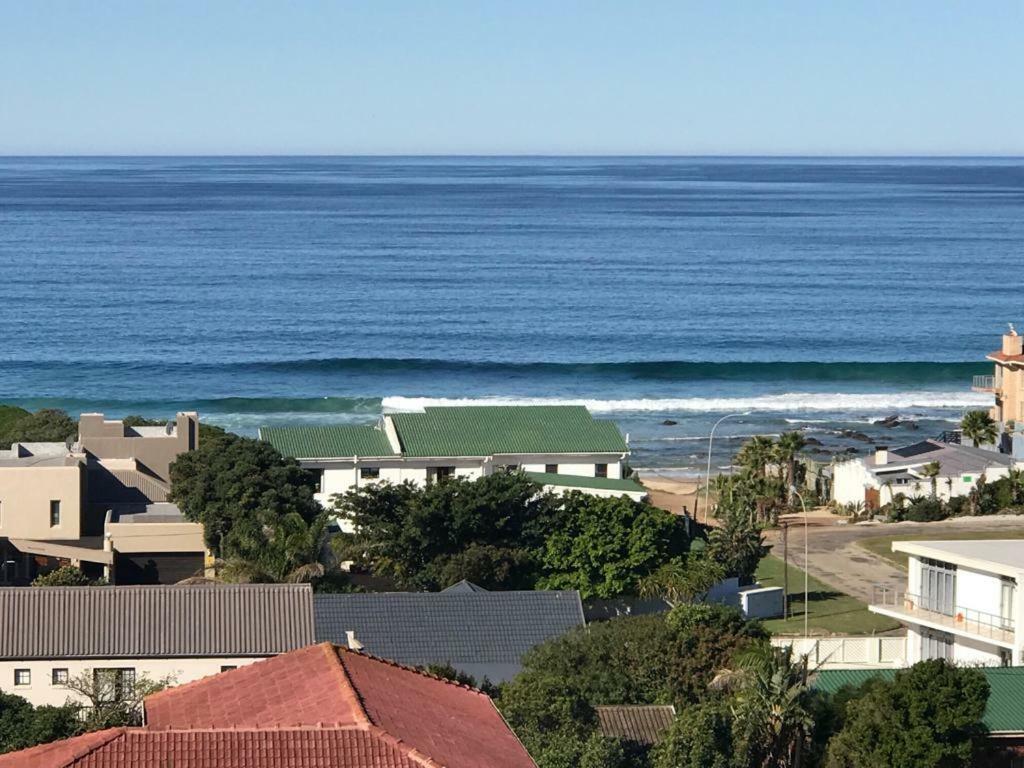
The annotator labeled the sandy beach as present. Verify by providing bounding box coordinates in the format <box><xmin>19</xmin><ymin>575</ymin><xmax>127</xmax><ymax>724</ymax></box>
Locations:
<box><xmin>639</xmin><ymin>473</ymin><xmax>702</xmax><ymax>517</ymax></box>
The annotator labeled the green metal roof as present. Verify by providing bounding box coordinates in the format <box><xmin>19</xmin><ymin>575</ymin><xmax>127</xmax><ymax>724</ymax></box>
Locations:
<box><xmin>814</xmin><ymin>667</ymin><xmax>1024</xmax><ymax>733</ymax></box>
<box><xmin>525</xmin><ymin>472</ymin><xmax>647</xmax><ymax>495</ymax></box>
<box><xmin>260</xmin><ymin>424</ymin><xmax>397</xmax><ymax>459</ymax></box>
<box><xmin>390</xmin><ymin>406</ymin><xmax>628</xmax><ymax>458</ymax></box>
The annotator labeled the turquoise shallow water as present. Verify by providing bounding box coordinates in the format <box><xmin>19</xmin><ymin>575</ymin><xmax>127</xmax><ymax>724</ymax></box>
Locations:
<box><xmin>0</xmin><ymin>156</ymin><xmax>1019</xmax><ymax>469</ymax></box>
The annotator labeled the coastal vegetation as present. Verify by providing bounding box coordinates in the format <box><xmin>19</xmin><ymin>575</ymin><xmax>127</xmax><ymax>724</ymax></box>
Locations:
<box><xmin>332</xmin><ymin>472</ymin><xmax>731</xmax><ymax>598</ymax></box>
<box><xmin>0</xmin><ymin>406</ymin><xmax>76</xmax><ymax>449</ymax></box>
<box><xmin>961</xmin><ymin>410</ymin><xmax>999</xmax><ymax>448</ymax></box>
<box><xmin>496</xmin><ymin>605</ymin><xmax>989</xmax><ymax>768</ymax></box>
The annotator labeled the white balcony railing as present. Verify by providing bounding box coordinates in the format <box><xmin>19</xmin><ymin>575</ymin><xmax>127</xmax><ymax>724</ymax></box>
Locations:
<box><xmin>972</xmin><ymin>375</ymin><xmax>997</xmax><ymax>392</ymax></box>
<box><xmin>871</xmin><ymin>586</ymin><xmax>1014</xmax><ymax>645</ymax></box>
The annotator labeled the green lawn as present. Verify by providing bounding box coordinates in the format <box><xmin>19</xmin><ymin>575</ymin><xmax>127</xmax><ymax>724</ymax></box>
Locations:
<box><xmin>857</xmin><ymin>529</ymin><xmax>1024</xmax><ymax>570</ymax></box>
<box><xmin>754</xmin><ymin>555</ymin><xmax>900</xmax><ymax>636</ymax></box>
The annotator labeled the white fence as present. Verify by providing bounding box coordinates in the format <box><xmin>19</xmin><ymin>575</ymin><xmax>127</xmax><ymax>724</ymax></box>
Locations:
<box><xmin>771</xmin><ymin>635</ymin><xmax>907</xmax><ymax>669</ymax></box>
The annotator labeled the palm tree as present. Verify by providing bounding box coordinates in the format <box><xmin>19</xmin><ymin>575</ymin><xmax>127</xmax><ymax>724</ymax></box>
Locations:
<box><xmin>737</xmin><ymin>435</ymin><xmax>776</xmax><ymax>479</ymax></box>
<box><xmin>961</xmin><ymin>410</ymin><xmax>998</xmax><ymax>448</ymax></box>
<box><xmin>921</xmin><ymin>461</ymin><xmax>942</xmax><ymax>499</ymax></box>
<box><xmin>720</xmin><ymin>645</ymin><xmax>818</xmax><ymax>768</ymax></box>
<box><xmin>218</xmin><ymin>511</ymin><xmax>333</xmax><ymax>583</ymax></box>
<box><xmin>775</xmin><ymin>432</ymin><xmax>807</xmax><ymax>505</ymax></box>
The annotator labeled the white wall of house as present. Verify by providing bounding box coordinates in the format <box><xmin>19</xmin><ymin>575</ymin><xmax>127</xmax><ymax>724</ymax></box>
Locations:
<box><xmin>832</xmin><ymin>459</ymin><xmax>873</xmax><ymax>505</ymax></box>
<box><xmin>0</xmin><ymin>656</ymin><xmax>265</xmax><ymax>708</ymax></box>
<box><xmin>310</xmin><ymin>453</ymin><xmax>625</xmax><ymax>507</ymax></box>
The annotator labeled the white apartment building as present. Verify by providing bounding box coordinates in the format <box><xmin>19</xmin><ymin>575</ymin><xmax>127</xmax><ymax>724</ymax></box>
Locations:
<box><xmin>260</xmin><ymin>405</ymin><xmax>646</xmax><ymax>507</ymax></box>
<box><xmin>832</xmin><ymin>440</ymin><xmax>1014</xmax><ymax>510</ymax></box>
<box><xmin>869</xmin><ymin>540</ymin><xmax>1022</xmax><ymax>667</ymax></box>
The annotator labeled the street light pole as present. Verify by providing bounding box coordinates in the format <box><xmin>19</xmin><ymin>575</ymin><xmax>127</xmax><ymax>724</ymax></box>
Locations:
<box><xmin>702</xmin><ymin>411</ymin><xmax>752</xmax><ymax>523</ymax></box>
<box><xmin>790</xmin><ymin>484</ymin><xmax>810</xmax><ymax>638</ymax></box>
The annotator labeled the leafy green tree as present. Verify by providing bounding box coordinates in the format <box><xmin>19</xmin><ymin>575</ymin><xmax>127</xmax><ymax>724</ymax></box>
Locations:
<box><xmin>335</xmin><ymin>472</ymin><xmax>554</xmax><ymax>590</ymax></box>
<box><xmin>537</xmin><ymin>492</ymin><xmax>691</xmax><ymax>599</ymax></box>
<box><xmin>961</xmin><ymin>410</ymin><xmax>998</xmax><ymax>448</ymax></box>
<box><xmin>217</xmin><ymin>510</ymin><xmax>334</xmax><ymax>584</ymax></box>
<box><xmin>0</xmin><ymin>408</ymin><xmax>76</xmax><ymax>449</ymax></box>
<box><xmin>0</xmin><ymin>692</ymin><xmax>79</xmax><ymax>755</ymax></box>
<box><xmin>32</xmin><ymin>565</ymin><xmax>106</xmax><ymax>587</ymax></box>
<box><xmin>169</xmin><ymin>431</ymin><xmax>321</xmax><ymax>558</ymax></box>
<box><xmin>499</xmin><ymin>606</ymin><xmax>767</xmax><ymax>768</ymax></box>
<box><xmin>651</xmin><ymin>700</ymin><xmax>734</xmax><ymax>768</ymax></box>
<box><xmin>824</xmin><ymin>660</ymin><xmax>989</xmax><ymax>768</ymax></box>
<box><xmin>638</xmin><ymin>553</ymin><xmax>726</xmax><ymax>607</ymax></box>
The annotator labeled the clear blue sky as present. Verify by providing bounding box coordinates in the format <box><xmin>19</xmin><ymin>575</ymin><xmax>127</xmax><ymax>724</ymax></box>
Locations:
<box><xmin>2</xmin><ymin>1</ymin><xmax>1022</xmax><ymax>155</ymax></box>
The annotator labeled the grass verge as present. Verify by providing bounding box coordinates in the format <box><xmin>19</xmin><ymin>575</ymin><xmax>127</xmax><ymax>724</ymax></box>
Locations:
<box><xmin>754</xmin><ymin>555</ymin><xmax>900</xmax><ymax>636</ymax></box>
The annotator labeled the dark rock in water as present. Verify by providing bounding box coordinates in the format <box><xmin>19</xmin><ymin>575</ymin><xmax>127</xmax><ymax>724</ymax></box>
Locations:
<box><xmin>804</xmin><ymin>437</ymin><xmax>824</xmax><ymax>446</ymax></box>
<box><xmin>903</xmin><ymin>420</ymin><xmax>919</xmax><ymax>430</ymax></box>
<box><xmin>875</xmin><ymin>414</ymin><xmax>901</xmax><ymax>427</ymax></box>
<box><xmin>661</xmin><ymin>419</ymin><xmax>678</xmax><ymax>426</ymax></box>
<box><xmin>844</xmin><ymin>447</ymin><xmax>860</xmax><ymax>454</ymax></box>
<box><xmin>840</xmin><ymin>429</ymin><xmax>873</xmax><ymax>442</ymax></box>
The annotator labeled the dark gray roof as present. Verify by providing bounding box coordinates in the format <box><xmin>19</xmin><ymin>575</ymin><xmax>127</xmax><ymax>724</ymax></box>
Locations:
<box><xmin>0</xmin><ymin>584</ymin><xmax>314</xmax><ymax>659</ymax></box>
<box><xmin>596</xmin><ymin>705</ymin><xmax>677</xmax><ymax>745</ymax></box>
<box><xmin>313</xmin><ymin>589</ymin><xmax>585</xmax><ymax>680</ymax></box>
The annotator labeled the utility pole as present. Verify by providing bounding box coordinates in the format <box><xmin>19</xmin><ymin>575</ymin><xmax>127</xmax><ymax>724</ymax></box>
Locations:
<box><xmin>781</xmin><ymin>521</ymin><xmax>790</xmax><ymax>619</ymax></box>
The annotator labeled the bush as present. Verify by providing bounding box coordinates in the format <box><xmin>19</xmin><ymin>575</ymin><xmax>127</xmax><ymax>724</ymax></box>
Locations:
<box><xmin>0</xmin><ymin>408</ymin><xmax>76</xmax><ymax>450</ymax></box>
<box><xmin>32</xmin><ymin>566</ymin><xmax>106</xmax><ymax>587</ymax></box>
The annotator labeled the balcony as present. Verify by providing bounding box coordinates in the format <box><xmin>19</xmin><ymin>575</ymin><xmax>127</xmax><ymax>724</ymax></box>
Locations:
<box><xmin>870</xmin><ymin>587</ymin><xmax>1015</xmax><ymax>647</ymax></box>
<box><xmin>972</xmin><ymin>375</ymin><xmax>997</xmax><ymax>393</ymax></box>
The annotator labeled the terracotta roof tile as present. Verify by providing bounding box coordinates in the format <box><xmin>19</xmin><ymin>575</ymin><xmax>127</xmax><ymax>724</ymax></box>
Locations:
<box><xmin>0</xmin><ymin>643</ymin><xmax>536</xmax><ymax>768</ymax></box>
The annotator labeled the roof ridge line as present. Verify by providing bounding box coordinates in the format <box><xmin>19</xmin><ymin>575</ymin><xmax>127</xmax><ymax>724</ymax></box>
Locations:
<box><xmin>324</xmin><ymin>642</ymin><xmax>373</xmax><ymax>727</ymax></box>
<box><xmin>364</xmin><ymin>724</ymin><xmax>446</xmax><ymax>768</ymax></box>
<box><xmin>335</xmin><ymin>644</ymin><xmax>492</xmax><ymax>697</ymax></box>
<box><xmin>61</xmin><ymin>727</ymin><xmax>129</xmax><ymax>767</ymax></box>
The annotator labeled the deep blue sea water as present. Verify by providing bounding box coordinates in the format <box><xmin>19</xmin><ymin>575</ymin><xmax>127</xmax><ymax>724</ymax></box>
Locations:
<box><xmin>1</xmin><ymin>156</ymin><xmax>1021</xmax><ymax>472</ymax></box>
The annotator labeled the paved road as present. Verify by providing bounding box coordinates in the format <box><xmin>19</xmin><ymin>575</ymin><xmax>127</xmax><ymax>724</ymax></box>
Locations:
<box><xmin>763</xmin><ymin>515</ymin><xmax>1024</xmax><ymax>603</ymax></box>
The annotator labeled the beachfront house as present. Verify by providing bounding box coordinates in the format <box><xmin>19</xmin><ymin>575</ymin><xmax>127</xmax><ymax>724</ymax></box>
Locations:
<box><xmin>973</xmin><ymin>325</ymin><xmax>1024</xmax><ymax>457</ymax></box>
<box><xmin>869</xmin><ymin>539</ymin><xmax>1022</xmax><ymax>667</ymax></box>
<box><xmin>0</xmin><ymin>584</ymin><xmax>314</xmax><ymax>708</ymax></box>
<box><xmin>0</xmin><ymin>413</ymin><xmax>208</xmax><ymax>584</ymax></box>
<box><xmin>831</xmin><ymin>441</ymin><xmax>1014</xmax><ymax>510</ymax></box>
<box><xmin>260</xmin><ymin>405</ymin><xmax>646</xmax><ymax>510</ymax></box>
<box><xmin>313</xmin><ymin>580</ymin><xmax>585</xmax><ymax>683</ymax></box>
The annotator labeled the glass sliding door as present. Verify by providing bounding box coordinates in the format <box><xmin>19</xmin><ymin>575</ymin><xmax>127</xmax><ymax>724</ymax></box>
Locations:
<box><xmin>920</xmin><ymin>558</ymin><xmax>956</xmax><ymax>616</ymax></box>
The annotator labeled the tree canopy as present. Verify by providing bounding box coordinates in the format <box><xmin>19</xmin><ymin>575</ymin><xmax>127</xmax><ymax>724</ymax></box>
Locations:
<box><xmin>168</xmin><ymin>431</ymin><xmax>322</xmax><ymax>559</ymax></box>
<box><xmin>334</xmin><ymin>473</ymin><xmax>695</xmax><ymax>595</ymax></box>
<box><xmin>0</xmin><ymin>407</ymin><xmax>77</xmax><ymax>449</ymax></box>
<box><xmin>824</xmin><ymin>660</ymin><xmax>989</xmax><ymax>768</ymax></box>
<box><xmin>0</xmin><ymin>692</ymin><xmax>79</xmax><ymax>755</ymax></box>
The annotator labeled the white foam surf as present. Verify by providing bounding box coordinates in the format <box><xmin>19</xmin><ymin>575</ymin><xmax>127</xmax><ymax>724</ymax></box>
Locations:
<box><xmin>381</xmin><ymin>391</ymin><xmax>990</xmax><ymax>414</ymax></box>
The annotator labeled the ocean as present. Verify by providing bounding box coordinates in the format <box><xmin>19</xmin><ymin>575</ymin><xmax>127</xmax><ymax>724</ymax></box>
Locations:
<box><xmin>1</xmin><ymin>156</ymin><xmax>1020</xmax><ymax>474</ymax></box>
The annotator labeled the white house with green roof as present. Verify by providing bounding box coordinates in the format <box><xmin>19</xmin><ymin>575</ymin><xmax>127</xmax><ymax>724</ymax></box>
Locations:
<box><xmin>259</xmin><ymin>406</ymin><xmax>644</xmax><ymax>513</ymax></box>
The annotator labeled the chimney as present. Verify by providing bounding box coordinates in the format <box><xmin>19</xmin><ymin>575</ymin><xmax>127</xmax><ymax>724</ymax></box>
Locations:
<box><xmin>1003</xmin><ymin>324</ymin><xmax>1023</xmax><ymax>356</ymax></box>
<box><xmin>345</xmin><ymin>630</ymin><xmax>364</xmax><ymax>651</ymax></box>
<box><xmin>875</xmin><ymin>446</ymin><xmax>888</xmax><ymax>466</ymax></box>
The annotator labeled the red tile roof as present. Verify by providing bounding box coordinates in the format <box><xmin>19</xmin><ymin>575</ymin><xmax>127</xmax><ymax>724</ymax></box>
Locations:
<box><xmin>988</xmin><ymin>351</ymin><xmax>1024</xmax><ymax>363</ymax></box>
<box><xmin>0</xmin><ymin>643</ymin><xmax>536</xmax><ymax>768</ymax></box>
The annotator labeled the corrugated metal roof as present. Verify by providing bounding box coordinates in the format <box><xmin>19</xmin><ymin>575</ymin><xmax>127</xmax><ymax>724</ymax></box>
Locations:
<box><xmin>814</xmin><ymin>667</ymin><xmax>1024</xmax><ymax>733</ymax></box>
<box><xmin>313</xmin><ymin>589</ymin><xmax>585</xmax><ymax>676</ymax></box>
<box><xmin>391</xmin><ymin>406</ymin><xmax>628</xmax><ymax>457</ymax></box>
<box><xmin>0</xmin><ymin>584</ymin><xmax>315</xmax><ymax>659</ymax></box>
<box><xmin>260</xmin><ymin>424</ymin><xmax>397</xmax><ymax>459</ymax></box>
<box><xmin>525</xmin><ymin>471</ymin><xmax>646</xmax><ymax>494</ymax></box>
<box><xmin>596</xmin><ymin>705</ymin><xmax>676</xmax><ymax>745</ymax></box>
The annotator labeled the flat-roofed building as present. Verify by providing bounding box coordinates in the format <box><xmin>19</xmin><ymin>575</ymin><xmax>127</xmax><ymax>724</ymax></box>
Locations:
<box><xmin>869</xmin><ymin>539</ymin><xmax>1023</xmax><ymax>667</ymax></box>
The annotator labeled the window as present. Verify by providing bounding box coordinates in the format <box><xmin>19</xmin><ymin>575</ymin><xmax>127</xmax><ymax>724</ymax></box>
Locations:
<box><xmin>545</xmin><ymin>464</ymin><xmax>558</xmax><ymax>474</ymax></box>
<box><xmin>93</xmin><ymin>668</ymin><xmax>136</xmax><ymax>702</ymax></box>
<box><xmin>919</xmin><ymin>558</ymin><xmax>956</xmax><ymax>616</ymax></box>
<box><xmin>309</xmin><ymin>469</ymin><xmax>325</xmax><ymax>494</ymax></box>
<box><xmin>220</xmin><ymin>665</ymin><xmax>237</xmax><ymax>673</ymax></box>
<box><xmin>52</xmin><ymin>668</ymin><xmax>68</xmax><ymax>685</ymax></box>
<box><xmin>962</xmin><ymin>475</ymin><xmax>973</xmax><ymax>484</ymax></box>
<box><xmin>360</xmin><ymin>467</ymin><xmax>380</xmax><ymax>480</ymax></box>
<box><xmin>49</xmin><ymin>500</ymin><xmax>61</xmax><ymax>527</ymax></box>
<box><xmin>433</xmin><ymin>467</ymin><xmax>455</xmax><ymax>482</ymax></box>
<box><xmin>595</xmin><ymin>464</ymin><xmax>608</xmax><ymax>478</ymax></box>
<box><xmin>503</xmin><ymin>464</ymin><xmax>519</xmax><ymax>473</ymax></box>
<box><xmin>14</xmin><ymin>669</ymin><xmax>30</xmax><ymax>686</ymax></box>
<box><xmin>920</xmin><ymin>628</ymin><xmax>954</xmax><ymax>661</ymax></box>
<box><xmin>1000</xmin><ymin>648</ymin><xmax>1013</xmax><ymax>668</ymax></box>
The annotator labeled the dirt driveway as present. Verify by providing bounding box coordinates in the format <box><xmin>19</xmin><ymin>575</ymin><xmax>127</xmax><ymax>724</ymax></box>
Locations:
<box><xmin>763</xmin><ymin>515</ymin><xmax>1024</xmax><ymax>603</ymax></box>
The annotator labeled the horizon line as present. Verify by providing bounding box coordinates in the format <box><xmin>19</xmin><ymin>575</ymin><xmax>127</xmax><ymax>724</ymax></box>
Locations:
<box><xmin>1</xmin><ymin>153</ymin><xmax>1024</xmax><ymax>160</ymax></box>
